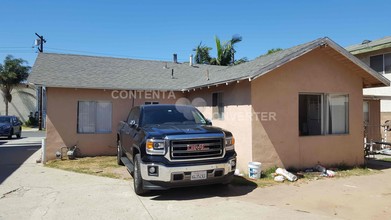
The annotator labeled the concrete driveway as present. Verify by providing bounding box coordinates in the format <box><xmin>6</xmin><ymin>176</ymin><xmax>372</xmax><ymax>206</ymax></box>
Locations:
<box><xmin>1</xmin><ymin>134</ymin><xmax>391</xmax><ymax>219</ymax></box>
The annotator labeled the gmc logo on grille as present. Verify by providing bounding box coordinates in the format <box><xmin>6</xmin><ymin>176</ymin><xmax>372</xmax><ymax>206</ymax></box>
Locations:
<box><xmin>187</xmin><ymin>144</ymin><xmax>209</xmax><ymax>151</ymax></box>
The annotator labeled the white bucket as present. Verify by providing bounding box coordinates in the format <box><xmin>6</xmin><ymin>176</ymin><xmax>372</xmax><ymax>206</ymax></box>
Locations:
<box><xmin>248</xmin><ymin>162</ymin><xmax>262</xmax><ymax>179</ymax></box>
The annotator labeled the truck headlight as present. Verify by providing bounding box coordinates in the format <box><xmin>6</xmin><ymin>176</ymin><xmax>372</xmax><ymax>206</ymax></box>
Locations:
<box><xmin>225</xmin><ymin>137</ymin><xmax>235</xmax><ymax>151</ymax></box>
<box><xmin>146</xmin><ymin>139</ymin><xmax>166</xmax><ymax>155</ymax></box>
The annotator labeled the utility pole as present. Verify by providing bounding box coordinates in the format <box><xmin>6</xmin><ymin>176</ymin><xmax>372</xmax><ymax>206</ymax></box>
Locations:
<box><xmin>35</xmin><ymin>33</ymin><xmax>46</xmax><ymax>52</ymax></box>
<box><xmin>35</xmin><ymin>33</ymin><xmax>46</xmax><ymax>130</ymax></box>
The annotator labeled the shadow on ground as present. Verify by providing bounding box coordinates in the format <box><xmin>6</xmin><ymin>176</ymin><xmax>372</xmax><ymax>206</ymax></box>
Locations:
<box><xmin>0</xmin><ymin>145</ymin><xmax>40</xmax><ymax>184</ymax></box>
<box><xmin>365</xmin><ymin>157</ymin><xmax>391</xmax><ymax>170</ymax></box>
<box><xmin>0</xmin><ymin>137</ymin><xmax>27</xmax><ymax>145</ymax></box>
<box><xmin>145</xmin><ymin>176</ymin><xmax>257</xmax><ymax>200</ymax></box>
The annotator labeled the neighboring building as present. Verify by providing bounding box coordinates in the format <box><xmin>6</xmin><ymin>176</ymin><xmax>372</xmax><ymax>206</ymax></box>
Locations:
<box><xmin>0</xmin><ymin>84</ymin><xmax>37</xmax><ymax>123</ymax></box>
<box><xmin>346</xmin><ymin>36</ymin><xmax>391</xmax><ymax>141</ymax></box>
<box><xmin>29</xmin><ymin>37</ymin><xmax>389</xmax><ymax>170</ymax></box>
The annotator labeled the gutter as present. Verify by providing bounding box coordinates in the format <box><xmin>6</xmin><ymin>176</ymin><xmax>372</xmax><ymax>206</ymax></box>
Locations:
<box><xmin>348</xmin><ymin>42</ymin><xmax>391</xmax><ymax>55</ymax></box>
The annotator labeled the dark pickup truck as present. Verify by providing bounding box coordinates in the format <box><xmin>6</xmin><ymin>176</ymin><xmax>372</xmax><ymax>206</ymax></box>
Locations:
<box><xmin>117</xmin><ymin>104</ymin><xmax>237</xmax><ymax>195</ymax></box>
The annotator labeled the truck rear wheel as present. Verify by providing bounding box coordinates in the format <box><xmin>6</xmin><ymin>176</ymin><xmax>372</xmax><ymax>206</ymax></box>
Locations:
<box><xmin>117</xmin><ymin>140</ymin><xmax>124</xmax><ymax>165</ymax></box>
<box><xmin>133</xmin><ymin>154</ymin><xmax>146</xmax><ymax>195</ymax></box>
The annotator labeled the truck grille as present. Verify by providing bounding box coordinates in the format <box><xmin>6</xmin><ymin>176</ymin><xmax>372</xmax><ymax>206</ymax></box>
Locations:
<box><xmin>170</xmin><ymin>139</ymin><xmax>223</xmax><ymax>160</ymax></box>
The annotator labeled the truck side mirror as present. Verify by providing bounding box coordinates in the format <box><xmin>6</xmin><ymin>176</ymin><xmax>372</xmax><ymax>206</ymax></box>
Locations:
<box><xmin>129</xmin><ymin>120</ymin><xmax>138</xmax><ymax>128</ymax></box>
<box><xmin>205</xmin><ymin>119</ymin><xmax>212</xmax><ymax>126</ymax></box>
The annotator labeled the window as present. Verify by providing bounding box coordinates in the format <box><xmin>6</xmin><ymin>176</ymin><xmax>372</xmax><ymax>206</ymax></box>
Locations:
<box><xmin>127</xmin><ymin>107</ymin><xmax>140</xmax><ymax>125</ymax></box>
<box><xmin>144</xmin><ymin>101</ymin><xmax>159</xmax><ymax>105</ymax></box>
<box><xmin>363</xmin><ymin>101</ymin><xmax>369</xmax><ymax>125</ymax></box>
<box><xmin>299</xmin><ymin>94</ymin><xmax>349</xmax><ymax>136</ymax></box>
<box><xmin>78</xmin><ymin>101</ymin><xmax>112</xmax><ymax>133</ymax></box>
<box><xmin>212</xmin><ymin>92</ymin><xmax>224</xmax><ymax>119</ymax></box>
<box><xmin>370</xmin><ymin>53</ymin><xmax>391</xmax><ymax>74</ymax></box>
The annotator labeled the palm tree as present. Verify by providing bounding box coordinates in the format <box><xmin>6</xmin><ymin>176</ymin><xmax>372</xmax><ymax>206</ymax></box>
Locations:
<box><xmin>213</xmin><ymin>35</ymin><xmax>243</xmax><ymax>66</ymax></box>
<box><xmin>193</xmin><ymin>35</ymin><xmax>247</xmax><ymax>66</ymax></box>
<box><xmin>0</xmin><ymin>55</ymin><xmax>30</xmax><ymax>115</ymax></box>
<box><xmin>193</xmin><ymin>42</ymin><xmax>212</xmax><ymax>64</ymax></box>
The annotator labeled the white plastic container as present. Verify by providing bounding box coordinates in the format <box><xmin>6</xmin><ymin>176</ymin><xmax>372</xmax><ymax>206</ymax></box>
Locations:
<box><xmin>248</xmin><ymin>162</ymin><xmax>262</xmax><ymax>179</ymax></box>
<box><xmin>275</xmin><ymin>168</ymin><xmax>298</xmax><ymax>182</ymax></box>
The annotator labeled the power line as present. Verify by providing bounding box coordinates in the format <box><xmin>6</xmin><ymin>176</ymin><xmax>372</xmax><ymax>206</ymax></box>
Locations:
<box><xmin>0</xmin><ymin>47</ymin><xmax>32</xmax><ymax>49</ymax></box>
<box><xmin>0</xmin><ymin>51</ymin><xmax>35</xmax><ymax>54</ymax></box>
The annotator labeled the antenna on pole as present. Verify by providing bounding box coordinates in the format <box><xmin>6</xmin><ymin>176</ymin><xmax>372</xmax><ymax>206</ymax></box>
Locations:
<box><xmin>35</xmin><ymin>33</ymin><xmax>46</xmax><ymax>52</ymax></box>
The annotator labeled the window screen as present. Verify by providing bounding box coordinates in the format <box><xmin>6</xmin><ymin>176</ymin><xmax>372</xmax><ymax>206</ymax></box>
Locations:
<box><xmin>78</xmin><ymin>101</ymin><xmax>112</xmax><ymax>133</ymax></box>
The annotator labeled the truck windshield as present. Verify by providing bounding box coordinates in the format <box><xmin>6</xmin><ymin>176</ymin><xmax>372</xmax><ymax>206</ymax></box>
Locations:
<box><xmin>0</xmin><ymin>117</ymin><xmax>11</xmax><ymax>123</ymax></box>
<box><xmin>142</xmin><ymin>105</ymin><xmax>207</xmax><ymax>126</ymax></box>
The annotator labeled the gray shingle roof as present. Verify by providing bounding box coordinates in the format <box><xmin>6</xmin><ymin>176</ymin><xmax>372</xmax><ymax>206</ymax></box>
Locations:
<box><xmin>345</xmin><ymin>36</ymin><xmax>391</xmax><ymax>54</ymax></box>
<box><xmin>28</xmin><ymin>37</ymin><xmax>389</xmax><ymax>91</ymax></box>
<box><xmin>29</xmin><ymin>53</ymin><xmax>225</xmax><ymax>91</ymax></box>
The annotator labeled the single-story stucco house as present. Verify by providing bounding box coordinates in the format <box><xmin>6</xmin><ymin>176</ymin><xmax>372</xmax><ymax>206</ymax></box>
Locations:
<box><xmin>28</xmin><ymin>37</ymin><xmax>389</xmax><ymax>171</ymax></box>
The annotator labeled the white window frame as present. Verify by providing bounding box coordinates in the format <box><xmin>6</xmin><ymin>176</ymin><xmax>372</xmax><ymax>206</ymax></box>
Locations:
<box><xmin>77</xmin><ymin>101</ymin><xmax>112</xmax><ymax>134</ymax></box>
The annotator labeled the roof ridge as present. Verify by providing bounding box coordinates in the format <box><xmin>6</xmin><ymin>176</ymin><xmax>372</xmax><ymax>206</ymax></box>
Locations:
<box><xmin>38</xmin><ymin>52</ymin><xmax>181</xmax><ymax>64</ymax></box>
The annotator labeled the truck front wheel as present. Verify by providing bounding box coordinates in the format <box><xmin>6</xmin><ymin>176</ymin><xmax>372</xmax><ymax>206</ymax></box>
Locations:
<box><xmin>133</xmin><ymin>154</ymin><xmax>146</xmax><ymax>195</ymax></box>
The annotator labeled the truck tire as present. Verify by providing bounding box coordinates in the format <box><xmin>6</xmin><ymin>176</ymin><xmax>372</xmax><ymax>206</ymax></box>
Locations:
<box><xmin>133</xmin><ymin>154</ymin><xmax>146</xmax><ymax>195</ymax></box>
<box><xmin>117</xmin><ymin>140</ymin><xmax>124</xmax><ymax>165</ymax></box>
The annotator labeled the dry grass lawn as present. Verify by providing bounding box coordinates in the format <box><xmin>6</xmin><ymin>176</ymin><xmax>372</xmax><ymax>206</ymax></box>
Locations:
<box><xmin>46</xmin><ymin>156</ymin><xmax>131</xmax><ymax>180</ymax></box>
<box><xmin>45</xmin><ymin>156</ymin><xmax>379</xmax><ymax>188</ymax></box>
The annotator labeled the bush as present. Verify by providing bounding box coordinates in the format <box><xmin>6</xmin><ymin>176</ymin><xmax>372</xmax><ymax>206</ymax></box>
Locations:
<box><xmin>25</xmin><ymin>115</ymin><xmax>38</xmax><ymax>127</ymax></box>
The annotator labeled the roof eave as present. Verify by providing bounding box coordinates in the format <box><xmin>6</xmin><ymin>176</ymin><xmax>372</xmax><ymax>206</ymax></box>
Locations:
<box><xmin>348</xmin><ymin>42</ymin><xmax>391</xmax><ymax>55</ymax></box>
<box><xmin>182</xmin><ymin>76</ymin><xmax>251</xmax><ymax>92</ymax></box>
<box><xmin>27</xmin><ymin>82</ymin><xmax>184</xmax><ymax>92</ymax></box>
<box><xmin>326</xmin><ymin>38</ymin><xmax>390</xmax><ymax>88</ymax></box>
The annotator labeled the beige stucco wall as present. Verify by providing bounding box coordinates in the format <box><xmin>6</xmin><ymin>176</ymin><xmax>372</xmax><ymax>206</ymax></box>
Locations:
<box><xmin>45</xmin><ymin>87</ymin><xmax>182</xmax><ymax>161</ymax></box>
<box><xmin>185</xmin><ymin>81</ymin><xmax>252</xmax><ymax>170</ymax></box>
<box><xmin>251</xmin><ymin>48</ymin><xmax>364</xmax><ymax>169</ymax></box>
<box><xmin>0</xmin><ymin>84</ymin><xmax>37</xmax><ymax>122</ymax></box>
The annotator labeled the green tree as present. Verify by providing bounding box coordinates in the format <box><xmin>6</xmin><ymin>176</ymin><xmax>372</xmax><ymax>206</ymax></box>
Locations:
<box><xmin>0</xmin><ymin>55</ymin><xmax>30</xmax><ymax>115</ymax></box>
<box><xmin>193</xmin><ymin>42</ymin><xmax>213</xmax><ymax>64</ymax></box>
<box><xmin>258</xmin><ymin>48</ymin><xmax>284</xmax><ymax>58</ymax></box>
<box><xmin>194</xmin><ymin>35</ymin><xmax>247</xmax><ymax>66</ymax></box>
<box><xmin>266</xmin><ymin>48</ymin><xmax>283</xmax><ymax>55</ymax></box>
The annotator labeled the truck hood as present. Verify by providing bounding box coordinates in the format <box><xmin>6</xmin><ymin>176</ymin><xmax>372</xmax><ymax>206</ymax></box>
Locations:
<box><xmin>142</xmin><ymin>124</ymin><xmax>226</xmax><ymax>137</ymax></box>
<box><xmin>0</xmin><ymin>122</ymin><xmax>11</xmax><ymax>127</ymax></box>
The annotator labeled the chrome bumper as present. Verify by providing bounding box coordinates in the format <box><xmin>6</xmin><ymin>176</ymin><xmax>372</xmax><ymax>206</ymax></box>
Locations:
<box><xmin>140</xmin><ymin>159</ymin><xmax>236</xmax><ymax>182</ymax></box>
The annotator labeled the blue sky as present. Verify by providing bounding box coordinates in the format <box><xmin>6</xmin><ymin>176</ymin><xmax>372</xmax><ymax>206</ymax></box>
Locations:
<box><xmin>0</xmin><ymin>0</ymin><xmax>390</xmax><ymax>66</ymax></box>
